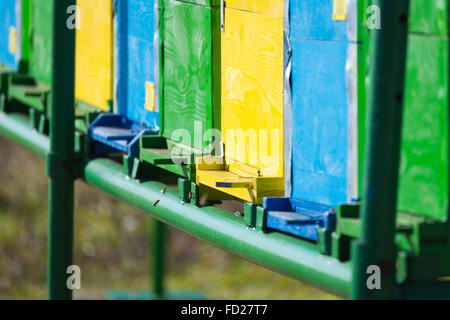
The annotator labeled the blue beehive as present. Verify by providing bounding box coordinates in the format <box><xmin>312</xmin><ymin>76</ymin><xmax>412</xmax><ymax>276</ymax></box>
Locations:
<box><xmin>0</xmin><ymin>0</ymin><xmax>20</xmax><ymax>71</ymax></box>
<box><xmin>88</xmin><ymin>0</ymin><xmax>158</xmax><ymax>156</ymax></box>
<box><xmin>264</xmin><ymin>0</ymin><xmax>360</xmax><ymax>241</ymax></box>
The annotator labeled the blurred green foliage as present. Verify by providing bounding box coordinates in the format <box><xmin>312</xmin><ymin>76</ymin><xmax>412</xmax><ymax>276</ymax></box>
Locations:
<box><xmin>0</xmin><ymin>138</ymin><xmax>338</xmax><ymax>300</ymax></box>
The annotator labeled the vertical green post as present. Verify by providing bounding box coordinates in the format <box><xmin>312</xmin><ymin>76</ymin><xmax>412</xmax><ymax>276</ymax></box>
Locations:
<box><xmin>351</xmin><ymin>0</ymin><xmax>410</xmax><ymax>299</ymax></box>
<box><xmin>47</xmin><ymin>0</ymin><xmax>76</xmax><ymax>300</ymax></box>
<box><xmin>150</xmin><ymin>219</ymin><xmax>166</xmax><ymax>299</ymax></box>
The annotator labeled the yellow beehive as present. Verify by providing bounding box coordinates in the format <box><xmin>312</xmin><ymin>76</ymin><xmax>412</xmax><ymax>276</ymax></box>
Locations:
<box><xmin>75</xmin><ymin>0</ymin><xmax>113</xmax><ymax>111</ymax></box>
<box><xmin>196</xmin><ymin>0</ymin><xmax>285</xmax><ymax>204</ymax></box>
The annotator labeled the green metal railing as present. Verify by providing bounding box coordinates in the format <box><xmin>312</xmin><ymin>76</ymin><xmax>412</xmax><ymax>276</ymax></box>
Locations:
<box><xmin>0</xmin><ymin>0</ymin><xmax>427</xmax><ymax>300</ymax></box>
<box><xmin>0</xmin><ymin>108</ymin><xmax>353</xmax><ymax>298</ymax></box>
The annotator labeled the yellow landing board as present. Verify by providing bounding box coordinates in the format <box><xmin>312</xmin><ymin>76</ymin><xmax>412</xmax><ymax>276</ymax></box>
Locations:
<box><xmin>225</xmin><ymin>0</ymin><xmax>284</xmax><ymax>18</ymax></box>
<box><xmin>197</xmin><ymin>7</ymin><xmax>285</xmax><ymax>203</ymax></box>
<box><xmin>75</xmin><ymin>0</ymin><xmax>113</xmax><ymax>111</ymax></box>
<box><xmin>196</xmin><ymin>158</ymin><xmax>285</xmax><ymax>204</ymax></box>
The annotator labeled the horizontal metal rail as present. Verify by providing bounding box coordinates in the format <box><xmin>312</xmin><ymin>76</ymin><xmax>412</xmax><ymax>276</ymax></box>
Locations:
<box><xmin>0</xmin><ymin>110</ymin><xmax>352</xmax><ymax>298</ymax></box>
<box><xmin>0</xmin><ymin>112</ymin><xmax>49</xmax><ymax>156</ymax></box>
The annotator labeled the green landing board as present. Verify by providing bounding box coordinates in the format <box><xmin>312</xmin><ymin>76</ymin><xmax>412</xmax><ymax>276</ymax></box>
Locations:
<box><xmin>30</xmin><ymin>0</ymin><xmax>53</xmax><ymax>85</ymax></box>
<box><xmin>409</xmin><ymin>0</ymin><xmax>449</xmax><ymax>35</ymax></box>
<box><xmin>398</xmin><ymin>34</ymin><xmax>449</xmax><ymax>221</ymax></box>
<box><xmin>159</xmin><ymin>0</ymin><xmax>220</xmax><ymax>151</ymax></box>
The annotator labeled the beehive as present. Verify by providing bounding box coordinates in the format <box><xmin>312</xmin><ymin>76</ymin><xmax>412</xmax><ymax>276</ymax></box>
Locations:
<box><xmin>4</xmin><ymin>0</ymin><xmax>52</xmax><ymax>116</ymax></box>
<box><xmin>196</xmin><ymin>0</ymin><xmax>285</xmax><ymax>203</ymax></box>
<box><xmin>262</xmin><ymin>0</ymin><xmax>364</xmax><ymax>240</ymax></box>
<box><xmin>75</xmin><ymin>0</ymin><xmax>113</xmax><ymax>111</ymax></box>
<box><xmin>0</xmin><ymin>0</ymin><xmax>19</xmax><ymax>70</ymax></box>
<box><xmin>288</xmin><ymin>0</ymin><xmax>361</xmax><ymax>207</ymax></box>
<box><xmin>87</xmin><ymin>0</ymin><xmax>158</xmax><ymax>156</ymax></box>
<box><xmin>158</xmin><ymin>0</ymin><xmax>220</xmax><ymax>150</ymax></box>
<box><xmin>139</xmin><ymin>0</ymin><xmax>221</xmax><ymax>179</ymax></box>
<box><xmin>396</xmin><ymin>0</ymin><xmax>449</xmax><ymax>221</ymax></box>
<box><xmin>115</xmin><ymin>0</ymin><xmax>158</xmax><ymax>128</ymax></box>
<box><xmin>30</xmin><ymin>0</ymin><xmax>53</xmax><ymax>85</ymax></box>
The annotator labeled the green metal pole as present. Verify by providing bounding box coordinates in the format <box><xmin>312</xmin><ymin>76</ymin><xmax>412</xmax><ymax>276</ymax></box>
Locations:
<box><xmin>351</xmin><ymin>0</ymin><xmax>410</xmax><ymax>300</ymax></box>
<box><xmin>47</xmin><ymin>0</ymin><xmax>76</xmax><ymax>300</ymax></box>
<box><xmin>151</xmin><ymin>219</ymin><xmax>166</xmax><ymax>299</ymax></box>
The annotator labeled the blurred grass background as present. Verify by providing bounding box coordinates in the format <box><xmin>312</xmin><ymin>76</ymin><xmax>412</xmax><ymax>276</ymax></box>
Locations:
<box><xmin>0</xmin><ymin>137</ymin><xmax>338</xmax><ymax>300</ymax></box>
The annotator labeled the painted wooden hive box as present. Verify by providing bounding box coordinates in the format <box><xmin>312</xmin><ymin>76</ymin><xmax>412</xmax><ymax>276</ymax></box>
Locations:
<box><xmin>196</xmin><ymin>0</ymin><xmax>286</xmax><ymax>204</ymax></box>
<box><xmin>5</xmin><ymin>0</ymin><xmax>52</xmax><ymax>118</ymax></box>
<box><xmin>334</xmin><ymin>0</ymin><xmax>449</xmax><ymax>249</ymax></box>
<box><xmin>397</xmin><ymin>0</ymin><xmax>449</xmax><ymax>222</ymax></box>
<box><xmin>139</xmin><ymin>0</ymin><xmax>221</xmax><ymax>180</ymax></box>
<box><xmin>75</xmin><ymin>0</ymin><xmax>114</xmax><ymax>118</ymax></box>
<box><xmin>263</xmin><ymin>0</ymin><xmax>364</xmax><ymax>240</ymax></box>
<box><xmin>0</xmin><ymin>0</ymin><xmax>22</xmax><ymax>71</ymax></box>
<box><xmin>0</xmin><ymin>0</ymin><xmax>31</xmax><ymax>112</ymax></box>
<box><xmin>88</xmin><ymin>0</ymin><xmax>158</xmax><ymax>156</ymax></box>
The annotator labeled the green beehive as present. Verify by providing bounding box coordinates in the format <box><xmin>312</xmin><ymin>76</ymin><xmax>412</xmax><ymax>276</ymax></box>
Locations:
<box><xmin>140</xmin><ymin>0</ymin><xmax>221</xmax><ymax>180</ymax></box>
<box><xmin>334</xmin><ymin>1</ymin><xmax>449</xmax><ymax>260</ymax></box>
<box><xmin>159</xmin><ymin>0</ymin><xmax>220</xmax><ymax>149</ymax></box>
<box><xmin>6</xmin><ymin>0</ymin><xmax>53</xmax><ymax>120</ymax></box>
<box><xmin>359</xmin><ymin>1</ymin><xmax>449</xmax><ymax>221</ymax></box>
<box><xmin>397</xmin><ymin>0</ymin><xmax>449</xmax><ymax>221</ymax></box>
<box><xmin>409</xmin><ymin>0</ymin><xmax>448</xmax><ymax>35</ymax></box>
<box><xmin>30</xmin><ymin>0</ymin><xmax>53</xmax><ymax>85</ymax></box>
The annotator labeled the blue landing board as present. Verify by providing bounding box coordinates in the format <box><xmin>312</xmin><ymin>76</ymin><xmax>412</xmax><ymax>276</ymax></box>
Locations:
<box><xmin>264</xmin><ymin>198</ymin><xmax>336</xmax><ymax>241</ymax></box>
<box><xmin>88</xmin><ymin>114</ymin><xmax>157</xmax><ymax>157</ymax></box>
<box><xmin>0</xmin><ymin>0</ymin><xmax>19</xmax><ymax>70</ymax></box>
<box><xmin>116</xmin><ymin>0</ymin><xmax>158</xmax><ymax>128</ymax></box>
<box><xmin>290</xmin><ymin>0</ymin><xmax>349</xmax><ymax>41</ymax></box>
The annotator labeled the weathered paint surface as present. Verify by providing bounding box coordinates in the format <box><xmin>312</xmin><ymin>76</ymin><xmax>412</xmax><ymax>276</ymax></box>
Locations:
<box><xmin>116</xmin><ymin>0</ymin><xmax>158</xmax><ymax>127</ymax></box>
<box><xmin>290</xmin><ymin>0</ymin><xmax>348</xmax><ymax>41</ymax></box>
<box><xmin>409</xmin><ymin>0</ymin><xmax>448</xmax><ymax>35</ymax></box>
<box><xmin>0</xmin><ymin>0</ymin><xmax>18</xmax><ymax>70</ymax></box>
<box><xmin>289</xmin><ymin>0</ymin><xmax>358</xmax><ymax>206</ymax></box>
<box><xmin>225</xmin><ymin>0</ymin><xmax>284</xmax><ymax>18</ymax></box>
<box><xmin>398</xmin><ymin>35</ymin><xmax>449</xmax><ymax>220</ymax></box>
<box><xmin>195</xmin><ymin>2</ymin><xmax>284</xmax><ymax>204</ymax></box>
<box><xmin>160</xmin><ymin>0</ymin><xmax>220</xmax><ymax>150</ymax></box>
<box><xmin>221</xmin><ymin>7</ymin><xmax>284</xmax><ymax>178</ymax></box>
<box><xmin>75</xmin><ymin>0</ymin><xmax>113</xmax><ymax>111</ymax></box>
<box><xmin>290</xmin><ymin>39</ymin><xmax>350</xmax><ymax>206</ymax></box>
<box><xmin>30</xmin><ymin>0</ymin><xmax>53</xmax><ymax>84</ymax></box>
<box><xmin>361</xmin><ymin>1</ymin><xmax>449</xmax><ymax>220</ymax></box>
